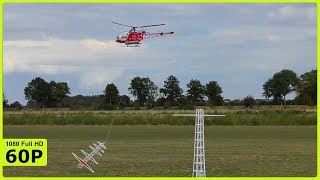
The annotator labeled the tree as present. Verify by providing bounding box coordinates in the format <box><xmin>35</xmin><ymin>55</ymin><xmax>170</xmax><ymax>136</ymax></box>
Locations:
<box><xmin>25</xmin><ymin>77</ymin><xmax>71</xmax><ymax>108</ymax></box>
<box><xmin>119</xmin><ymin>95</ymin><xmax>131</xmax><ymax>107</ymax></box>
<box><xmin>205</xmin><ymin>80</ymin><xmax>223</xmax><ymax>106</ymax></box>
<box><xmin>243</xmin><ymin>95</ymin><xmax>256</xmax><ymax>108</ymax></box>
<box><xmin>25</xmin><ymin>100</ymin><xmax>37</xmax><ymax>108</ymax></box>
<box><xmin>9</xmin><ymin>101</ymin><xmax>23</xmax><ymax>110</ymax></box>
<box><xmin>229</xmin><ymin>99</ymin><xmax>242</xmax><ymax>106</ymax></box>
<box><xmin>129</xmin><ymin>77</ymin><xmax>145</xmax><ymax>105</ymax></box>
<box><xmin>3</xmin><ymin>94</ymin><xmax>9</xmax><ymax>108</ymax></box>
<box><xmin>160</xmin><ymin>75</ymin><xmax>183</xmax><ymax>106</ymax></box>
<box><xmin>104</xmin><ymin>83</ymin><xmax>119</xmax><ymax>106</ymax></box>
<box><xmin>186</xmin><ymin>79</ymin><xmax>205</xmax><ymax>104</ymax></box>
<box><xmin>63</xmin><ymin>95</ymin><xmax>105</xmax><ymax>110</ymax></box>
<box><xmin>50</xmin><ymin>81</ymin><xmax>70</xmax><ymax>107</ymax></box>
<box><xmin>262</xmin><ymin>69</ymin><xmax>299</xmax><ymax>105</ymax></box>
<box><xmin>128</xmin><ymin>77</ymin><xmax>158</xmax><ymax>107</ymax></box>
<box><xmin>296</xmin><ymin>69</ymin><xmax>317</xmax><ymax>105</ymax></box>
<box><xmin>24</xmin><ymin>77</ymin><xmax>51</xmax><ymax>108</ymax></box>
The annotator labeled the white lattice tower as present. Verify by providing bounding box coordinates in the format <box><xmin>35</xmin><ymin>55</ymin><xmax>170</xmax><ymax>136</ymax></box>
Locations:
<box><xmin>173</xmin><ymin>109</ymin><xmax>225</xmax><ymax>177</ymax></box>
<box><xmin>193</xmin><ymin>109</ymin><xmax>206</xmax><ymax>177</ymax></box>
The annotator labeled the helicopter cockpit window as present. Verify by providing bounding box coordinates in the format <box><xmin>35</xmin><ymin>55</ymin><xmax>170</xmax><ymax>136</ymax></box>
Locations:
<box><xmin>117</xmin><ymin>32</ymin><xmax>129</xmax><ymax>39</ymax></box>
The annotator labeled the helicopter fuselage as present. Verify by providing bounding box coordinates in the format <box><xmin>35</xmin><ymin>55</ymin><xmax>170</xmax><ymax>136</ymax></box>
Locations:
<box><xmin>116</xmin><ymin>31</ymin><xmax>144</xmax><ymax>45</ymax></box>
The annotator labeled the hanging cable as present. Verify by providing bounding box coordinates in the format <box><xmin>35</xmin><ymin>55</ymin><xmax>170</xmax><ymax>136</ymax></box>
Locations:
<box><xmin>105</xmin><ymin>95</ymin><xmax>123</xmax><ymax>141</ymax></box>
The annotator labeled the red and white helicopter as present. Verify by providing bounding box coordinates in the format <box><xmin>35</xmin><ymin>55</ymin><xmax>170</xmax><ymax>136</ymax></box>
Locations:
<box><xmin>112</xmin><ymin>22</ymin><xmax>175</xmax><ymax>47</ymax></box>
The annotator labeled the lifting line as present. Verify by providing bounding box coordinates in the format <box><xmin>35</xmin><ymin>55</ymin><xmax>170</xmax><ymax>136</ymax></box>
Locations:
<box><xmin>105</xmin><ymin>96</ymin><xmax>123</xmax><ymax>141</ymax></box>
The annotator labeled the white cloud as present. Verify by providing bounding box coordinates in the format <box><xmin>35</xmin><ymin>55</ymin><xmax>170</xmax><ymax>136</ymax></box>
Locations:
<box><xmin>4</xmin><ymin>38</ymin><xmax>152</xmax><ymax>85</ymax></box>
<box><xmin>268</xmin><ymin>5</ymin><xmax>316</xmax><ymax>21</ymax></box>
<box><xmin>79</xmin><ymin>68</ymin><xmax>125</xmax><ymax>88</ymax></box>
<box><xmin>211</xmin><ymin>25</ymin><xmax>315</xmax><ymax>45</ymax></box>
<box><xmin>80</xmin><ymin>39</ymin><xmax>119</xmax><ymax>50</ymax></box>
<box><xmin>4</xmin><ymin>37</ymin><xmax>178</xmax><ymax>89</ymax></box>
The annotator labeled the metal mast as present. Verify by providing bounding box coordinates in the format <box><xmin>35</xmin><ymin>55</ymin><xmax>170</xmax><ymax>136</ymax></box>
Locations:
<box><xmin>173</xmin><ymin>109</ymin><xmax>225</xmax><ymax>177</ymax></box>
<box><xmin>193</xmin><ymin>109</ymin><xmax>206</xmax><ymax>177</ymax></box>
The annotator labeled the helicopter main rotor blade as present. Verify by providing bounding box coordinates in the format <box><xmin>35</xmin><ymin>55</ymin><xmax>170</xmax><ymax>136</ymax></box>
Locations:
<box><xmin>112</xmin><ymin>22</ymin><xmax>135</xmax><ymax>28</ymax></box>
<box><xmin>138</xmin><ymin>24</ymin><xmax>165</xmax><ymax>28</ymax></box>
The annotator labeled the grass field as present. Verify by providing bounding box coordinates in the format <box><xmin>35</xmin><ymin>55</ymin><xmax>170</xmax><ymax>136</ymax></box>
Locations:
<box><xmin>3</xmin><ymin>125</ymin><xmax>316</xmax><ymax>177</ymax></box>
<box><xmin>4</xmin><ymin>107</ymin><xmax>317</xmax><ymax>126</ymax></box>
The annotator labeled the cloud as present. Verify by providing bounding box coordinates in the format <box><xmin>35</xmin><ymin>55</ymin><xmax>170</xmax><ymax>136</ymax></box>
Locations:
<box><xmin>4</xmin><ymin>38</ymin><xmax>150</xmax><ymax>84</ymax></box>
<box><xmin>211</xmin><ymin>25</ymin><xmax>315</xmax><ymax>45</ymax></box>
<box><xmin>79</xmin><ymin>68</ymin><xmax>125</xmax><ymax>88</ymax></box>
<box><xmin>80</xmin><ymin>39</ymin><xmax>115</xmax><ymax>49</ymax></box>
<box><xmin>3</xmin><ymin>37</ymin><xmax>179</xmax><ymax>89</ymax></box>
<box><xmin>268</xmin><ymin>5</ymin><xmax>316</xmax><ymax>22</ymax></box>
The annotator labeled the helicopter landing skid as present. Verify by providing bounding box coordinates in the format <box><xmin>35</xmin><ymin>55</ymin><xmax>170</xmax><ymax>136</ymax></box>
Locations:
<box><xmin>121</xmin><ymin>44</ymin><xmax>140</xmax><ymax>47</ymax></box>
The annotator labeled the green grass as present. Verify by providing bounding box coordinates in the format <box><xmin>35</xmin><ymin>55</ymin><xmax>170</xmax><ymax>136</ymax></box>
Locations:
<box><xmin>3</xmin><ymin>125</ymin><xmax>316</xmax><ymax>177</ymax></box>
<box><xmin>4</xmin><ymin>110</ymin><xmax>317</xmax><ymax>125</ymax></box>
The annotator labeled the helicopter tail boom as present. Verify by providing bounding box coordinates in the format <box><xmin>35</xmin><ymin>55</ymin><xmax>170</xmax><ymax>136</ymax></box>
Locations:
<box><xmin>144</xmin><ymin>32</ymin><xmax>175</xmax><ymax>39</ymax></box>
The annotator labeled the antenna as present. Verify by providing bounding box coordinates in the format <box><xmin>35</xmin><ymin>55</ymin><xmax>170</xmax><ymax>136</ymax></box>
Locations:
<box><xmin>72</xmin><ymin>97</ymin><xmax>123</xmax><ymax>173</ymax></box>
<box><xmin>173</xmin><ymin>109</ymin><xmax>225</xmax><ymax>177</ymax></box>
<box><xmin>72</xmin><ymin>141</ymin><xmax>106</xmax><ymax>173</ymax></box>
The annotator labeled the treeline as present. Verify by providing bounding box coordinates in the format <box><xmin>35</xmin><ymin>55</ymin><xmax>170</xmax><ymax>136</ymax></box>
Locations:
<box><xmin>3</xmin><ymin>69</ymin><xmax>317</xmax><ymax>110</ymax></box>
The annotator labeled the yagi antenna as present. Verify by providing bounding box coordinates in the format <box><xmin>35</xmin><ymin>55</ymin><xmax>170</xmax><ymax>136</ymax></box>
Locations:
<box><xmin>72</xmin><ymin>141</ymin><xmax>106</xmax><ymax>173</ymax></box>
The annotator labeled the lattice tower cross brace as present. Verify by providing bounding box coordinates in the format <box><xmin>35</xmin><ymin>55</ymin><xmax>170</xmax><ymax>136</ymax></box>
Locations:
<box><xmin>173</xmin><ymin>109</ymin><xmax>225</xmax><ymax>177</ymax></box>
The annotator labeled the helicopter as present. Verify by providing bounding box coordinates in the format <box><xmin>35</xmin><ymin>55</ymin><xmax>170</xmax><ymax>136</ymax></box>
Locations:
<box><xmin>112</xmin><ymin>22</ymin><xmax>175</xmax><ymax>47</ymax></box>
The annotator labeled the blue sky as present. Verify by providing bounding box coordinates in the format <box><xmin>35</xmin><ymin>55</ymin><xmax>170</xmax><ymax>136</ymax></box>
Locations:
<box><xmin>3</xmin><ymin>3</ymin><xmax>317</xmax><ymax>105</ymax></box>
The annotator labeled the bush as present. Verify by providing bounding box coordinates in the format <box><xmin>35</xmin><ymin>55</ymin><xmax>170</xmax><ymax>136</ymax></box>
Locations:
<box><xmin>9</xmin><ymin>101</ymin><xmax>23</xmax><ymax>110</ymax></box>
<box><xmin>243</xmin><ymin>95</ymin><xmax>256</xmax><ymax>108</ymax></box>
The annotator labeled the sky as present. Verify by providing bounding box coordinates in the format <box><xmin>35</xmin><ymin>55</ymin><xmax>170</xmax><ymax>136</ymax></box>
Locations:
<box><xmin>3</xmin><ymin>3</ymin><xmax>317</xmax><ymax>105</ymax></box>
